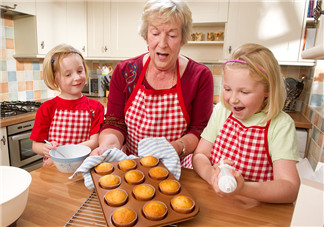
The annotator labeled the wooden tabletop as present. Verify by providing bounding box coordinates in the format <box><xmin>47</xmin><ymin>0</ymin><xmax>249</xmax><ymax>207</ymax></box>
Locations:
<box><xmin>16</xmin><ymin>164</ymin><xmax>295</xmax><ymax>226</ymax></box>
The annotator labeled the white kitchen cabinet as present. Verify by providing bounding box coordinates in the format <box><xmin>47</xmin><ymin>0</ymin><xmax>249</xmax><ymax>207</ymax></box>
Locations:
<box><xmin>13</xmin><ymin>0</ymin><xmax>87</xmax><ymax>57</ymax></box>
<box><xmin>187</xmin><ymin>0</ymin><xmax>229</xmax><ymax>23</ymax></box>
<box><xmin>66</xmin><ymin>0</ymin><xmax>87</xmax><ymax>56</ymax></box>
<box><xmin>2</xmin><ymin>0</ymin><xmax>36</xmax><ymax>15</ymax></box>
<box><xmin>87</xmin><ymin>0</ymin><xmax>146</xmax><ymax>59</ymax></box>
<box><xmin>0</xmin><ymin>127</ymin><xmax>9</xmax><ymax>166</ymax></box>
<box><xmin>87</xmin><ymin>0</ymin><xmax>111</xmax><ymax>57</ymax></box>
<box><xmin>224</xmin><ymin>0</ymin><xmax>307</xmax><ymax>62</ymax></box>
<box><xmin>109</xmin><ymin>1</ymin><xmax>147</xmax><ymax>58</ymax></box>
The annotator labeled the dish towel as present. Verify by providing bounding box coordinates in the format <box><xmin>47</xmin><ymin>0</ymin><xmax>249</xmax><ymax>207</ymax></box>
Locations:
<box><xmin>69</xmin><ymin>137</ymin><xmax>181</xmax><ymax>190</ymax></box>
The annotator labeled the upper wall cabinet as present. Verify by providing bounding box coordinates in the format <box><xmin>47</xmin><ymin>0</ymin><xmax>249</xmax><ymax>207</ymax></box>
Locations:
<box><xmin>181</xmin><ymin>1</ymin><xmax>229</xmax><ymax>63</ymax></box>
<box><xmin>2</xmin><ymin>0</ymin><xmax>36</xmax><ymax>15</ymax></box>
<box><xmin>13</xmin><ymin>0</ymin><xmax>87</xmax><ymax>57</ymax></box>
<box><xmin>224</xmin><ymin>0</ymin><xmax>307</xmax><ymax>63</ymax></box>
<box><xmin>187</xmin><ymin>0</ymin><xmax>229</xmax><ymax>23</ymax></box>
<box><xmin>87</xmin><ymin>0</ymin><xmax>147</xmax><ymax>59</ymax></box>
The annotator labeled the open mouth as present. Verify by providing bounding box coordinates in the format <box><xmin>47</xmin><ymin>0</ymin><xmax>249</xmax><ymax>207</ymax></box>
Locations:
<box><xmin>233</xmin><ymin>107</ymin><xmax>245</xmax><ymax>112</ymax></box>
<box><xmin>157</xmin><ymin>52</ymin><xmax>169</xmax><ymax>60</ymax></box>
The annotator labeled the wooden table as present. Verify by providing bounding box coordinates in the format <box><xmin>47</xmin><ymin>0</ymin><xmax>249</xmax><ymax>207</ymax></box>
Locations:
<box><xmin>16</xmin><ymin>165</ymin><xmax>295</xmax><ymax>226</ymax></box>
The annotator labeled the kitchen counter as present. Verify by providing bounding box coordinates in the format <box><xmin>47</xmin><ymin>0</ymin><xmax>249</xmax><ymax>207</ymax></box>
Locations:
<box><xmin>16</xmin><ymin>164</ymin><xmax>295</xmax><ymax>226</ymax></box>
<box><xmin>0</xmin><ymin>96</ymin><xmax>311</xmax><ymax>129</ymax></box>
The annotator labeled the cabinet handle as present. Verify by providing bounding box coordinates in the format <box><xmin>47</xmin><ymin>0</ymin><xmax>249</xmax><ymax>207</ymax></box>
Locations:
<box><xmin>41</xmin><ymin>41</ymin><xmax>45</xmax><ymax>49</ymax></box>
<box><xmin>1</xmin><ymin>136</ymin><xmax>6</xmax><ymax>146</ymax></box>
<box><xmin>104</xmin><ymin>46</ymin><xmax>108</xmax><ymax>52</ymax></box>
<box><xmin>228</xmin><ymin>45</ymin><xmax>232</xmax><ymax>54</ymax></box>
<box><xmin>82</xmin><ymin>46</ymin><xmax>85</xmax><ymax>52</ymax></box>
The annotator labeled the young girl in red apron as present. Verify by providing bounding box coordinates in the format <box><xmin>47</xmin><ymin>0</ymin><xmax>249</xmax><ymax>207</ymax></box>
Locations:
<box><xmin>192</xmin><ymin>44</ymin><xmax>300</xmax><ymax>203</ymax></box>
<box><xmin>30</xmin><ymin>44</ymin><xmax>104</xmax><ymax>166</ymax></box>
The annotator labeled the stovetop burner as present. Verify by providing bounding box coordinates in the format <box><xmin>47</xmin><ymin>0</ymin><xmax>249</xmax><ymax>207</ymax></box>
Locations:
<box><xmin>0</xmin><ymin>101</ymin><xmax>42</xmax><ymax>118</ymax></box>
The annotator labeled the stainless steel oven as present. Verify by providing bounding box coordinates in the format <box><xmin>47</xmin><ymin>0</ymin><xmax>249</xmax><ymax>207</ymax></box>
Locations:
<box><xmin>7</xmin><ymin>120</ymin><xmax>43</xmax><ymax>172</ymax></box>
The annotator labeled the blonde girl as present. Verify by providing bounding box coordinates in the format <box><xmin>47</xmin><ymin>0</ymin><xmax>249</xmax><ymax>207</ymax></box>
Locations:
<box><xmin>192</xmin><ymin>43</ymin><xmax>300</xmax><ymax>203</ymax></box>
<box><xmin>30</xmin><ymin>44</ymin><xmax>104</xmax><ymax>165</ymax></box>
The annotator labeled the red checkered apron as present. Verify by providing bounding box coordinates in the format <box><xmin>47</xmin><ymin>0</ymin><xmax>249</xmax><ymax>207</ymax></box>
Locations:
<box><xmin>48</xmin><ymin>109</ymin><xmax>92</xmax><ymax>145</ymax></box>
<box><xmin>210</xmin><ymin>113</ymin><xmax>273</xmax><ymax>181</ymax></box>
<box><xmin>124</xmin><ymin>56</ymin><xmax>193</xmax><ymax>168</ymax></box>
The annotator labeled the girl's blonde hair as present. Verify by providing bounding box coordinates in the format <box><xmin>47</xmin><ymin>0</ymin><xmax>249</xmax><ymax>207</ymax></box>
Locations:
<box><xmin>139</xmin><ymin>0</ymin><xmax>192</xmax><ymax>45</ymax></box>
<box><xmin>43</xmin><ymin>44</ymin><xmax>88</xmax><ymax>91</ymax></box>
<box><xmin>222</xmin><ymin>43</ymin><xmax>286</xmax><ymax>123</ymax></box>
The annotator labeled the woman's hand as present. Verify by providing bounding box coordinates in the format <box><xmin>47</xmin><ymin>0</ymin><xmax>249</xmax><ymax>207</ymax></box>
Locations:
<box><xmin>90</xmin><ymin>146</ymin><xmax>109</xmax><ymax>156</ymax></box>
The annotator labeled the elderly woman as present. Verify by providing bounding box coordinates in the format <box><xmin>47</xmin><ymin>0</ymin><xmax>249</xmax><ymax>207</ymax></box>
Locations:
<box><xmin>92</xmin><ymin>0</ymin><xmax>214</xmax><ymax>168</ymax></box>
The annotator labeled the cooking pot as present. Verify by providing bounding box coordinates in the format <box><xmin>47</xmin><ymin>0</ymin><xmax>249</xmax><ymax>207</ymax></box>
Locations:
<box><xmin>0</xmin><ymin>166</ymin><xmax>32</xmax><ymax>226</ymax></box>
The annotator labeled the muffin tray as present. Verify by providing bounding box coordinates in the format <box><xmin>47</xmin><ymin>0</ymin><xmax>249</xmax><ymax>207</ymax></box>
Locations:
<box><xmin>90</xmin><ymin>158</ymin><xmax>199</xmax><ymax>227</ymax></box>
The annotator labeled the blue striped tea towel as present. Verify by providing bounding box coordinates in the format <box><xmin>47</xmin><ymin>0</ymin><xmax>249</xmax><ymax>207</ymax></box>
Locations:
<box><xmin>69</xmin><ymin>137</ymin><xmax>181</xmax><ymax>190</ymax></box>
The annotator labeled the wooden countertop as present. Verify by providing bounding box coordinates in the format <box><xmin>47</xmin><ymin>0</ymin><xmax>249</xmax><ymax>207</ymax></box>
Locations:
<box><xmin>16</xmin><ymin>165</ymin><xmax>295</xmax><ymax>226</ymax></box>
<box><xmin>0</xmin><ymin>96</ymin><xmax>312</xmax><ymax>129</ymax></box>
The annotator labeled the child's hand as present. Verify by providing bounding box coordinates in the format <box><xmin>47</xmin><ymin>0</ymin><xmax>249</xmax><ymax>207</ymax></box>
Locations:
<box><xmin>43</xmin><ymin>141</ymin><xmax>58</xmax><ymax>158</ymax></box>
<box><xmin>43</xmin><ymin>157</ymin><xmax>53</xmax><ymax>166</ymax></box>
<box><xmin>90</xmin><ymin>146</ymin><xmax>108</xmax><ymax>156</ymax></box>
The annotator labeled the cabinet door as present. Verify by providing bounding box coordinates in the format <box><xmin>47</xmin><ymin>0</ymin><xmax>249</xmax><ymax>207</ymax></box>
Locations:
<box><xmin>66</xmin><ymin>0</ymin><xmax>87</xmax><ymax>56</ymax></box>
<box><xmin>0</xmin><ymin>128</ymin><xmax>9</xmax><ymax>166</ymax></box>
<box><xmin>109</xmin><ymin>1</ymin><xmax>147</xmax><ymax>58</ymax></box>
<box><xmin>35</xmin><ymin>0</ymin><xmax>66</xmax><ymax>54</ymax></box>
<box><xmin>87</xmin><ymin>0</ymin><xmax>111</xmax><ymax>57</ymax></box>
<box><xmin>187</xmin><ymin>0</ymin><xmax>229</xmax><ymax>23</ymax></box>
<box><xmin>2</xmin><ymin>0</ymin><xmax>36</xmax><ymax>15</ymax></box>
<box><xmin>224</xmin><ymin>0</ymin><xmax>306</xmax><ymax>62</ymax></box>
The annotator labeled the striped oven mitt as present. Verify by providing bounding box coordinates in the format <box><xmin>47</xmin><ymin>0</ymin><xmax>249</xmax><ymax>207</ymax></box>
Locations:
<box><xmin>69</xmin><ymin>137</ymin><xmax>181</xmax><ymax>190</ymax></box>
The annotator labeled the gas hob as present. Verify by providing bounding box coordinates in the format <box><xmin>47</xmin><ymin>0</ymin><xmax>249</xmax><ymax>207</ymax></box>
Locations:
<box><xmin>0</xmin><ymin>101</ymin><xmax>42</xmax><ymax>118</ymax></box>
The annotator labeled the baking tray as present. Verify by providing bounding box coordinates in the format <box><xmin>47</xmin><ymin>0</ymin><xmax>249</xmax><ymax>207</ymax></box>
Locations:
<box><xmin>90</xmin><ymin>158</ymin><xmax>199</xmax><ymax>227</ymax></box>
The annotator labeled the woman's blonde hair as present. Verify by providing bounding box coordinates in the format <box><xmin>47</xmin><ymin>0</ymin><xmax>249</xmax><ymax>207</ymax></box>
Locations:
<box><xmin>222</xmin><ymin>43</ymin><xmax>286</xmax><ymax>123</ymax></box>
<box><xmin>139</xmin><ymin>0</ymin><xmax>192</xmax><ymax>45</ymax></box>
<box><xmin>43</xmin><ymin>44</ymin><xmax>88</xmax><ymax>91</ymax></box>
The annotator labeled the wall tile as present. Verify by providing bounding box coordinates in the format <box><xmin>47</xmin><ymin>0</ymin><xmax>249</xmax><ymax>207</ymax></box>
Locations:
<box><xmin>6</xmin><ymin>59</ymin><xmax>16</xmax><ymax>71</ymax></box>
<box><xmin>26</xmin><ymin>90</ymin><xmax>34</xmax><ymax>100</ymax></box>
<box><xmin>26</xmin><ymin>81</ymin><xmax>33</xmax><ymax>91</ymax></box>
<box><xmin>33</xmin><ymin>71</ymin><xmax>40</xmax><ymax>80</ymax></box>
<box><xmin>5</xmin><ymin>27</ymin><xmax>14</xmax><ymax>39</ymax></box>
<box><xmin>0</xmin><ymin>60</ymin><xmax>7</xmax><ymax>71</ymax></box>
<box><xmin>0</xmin><ymin>49</ymin><xmax>5</xmax><ymax>60</ymax></box>
<box><xmin>18</xmin><ymin>81</ymin><xmax>26</xmax><ymax>91</ymax></box>
<box><xmin>32</xmin><ymin>61</ymin><xmax>40</xmax><ymax>70</ymax></box>
<box><xmin>34</xmin><ymin>90</ymin><xmax>41</xmax><ymax>100</ymax></box>
<box><xmin>25</xmin><ymin>71</ymin><xmax>33</xmax><ymax>81</ymax></box>
<box><xmin>8</xmin><ymin>81</ymin><xmax>17</xmax><ymax>93</ymax></box>
<box><xmin>16</xmin><ymin>71</ymin><xmax>25</xmax><ymax>81</ymax></box>
<box><xmin>16</xmin><ymin>61</ymin><xmax>24</xmax><ymax>71</ymax></box>
<box><xmin>5</xmin><ymin>38</ymin><xmax>14</xmax><ymax>49</ymax></box>
<box><xmin>4</xmin><ymin>16</ymin><xmax>13</xmax><ymax>27</ymax></box>
<box><xmin>7</xmin><ymin>71</ymin><xmax>16</xmax><ymax>81</ymax></box>
<box><xmin>8</xmin><ymin>92</ymin><xmax>17</xmax><ymax>100</ymax></box>
<box><xmin>17</xmin><ymin>91</ymin><xmax>26</xmax><ymax>101</ymax></box>
<box><xmin>0</xmin><ymin>83</ymin><xmax>8</xmax><ymax>93</ymax></box>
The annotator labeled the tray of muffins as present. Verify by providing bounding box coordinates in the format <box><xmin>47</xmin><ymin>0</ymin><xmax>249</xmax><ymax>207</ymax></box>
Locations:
<box><xmin>90</xmin><ymin>156</ymin><xmax>199</xmax><ymax>227</ymax></box>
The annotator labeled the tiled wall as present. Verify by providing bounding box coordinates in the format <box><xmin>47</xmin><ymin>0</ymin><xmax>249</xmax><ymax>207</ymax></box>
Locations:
<box><xmin>1</xmin><ymin>14</ymin><xmax>323</xmax><ymax>168</ymax></box>
<box><xmin>303</xmin><ymin>61</ymin><xmax>324</xmax><ymax>169</ymax></box>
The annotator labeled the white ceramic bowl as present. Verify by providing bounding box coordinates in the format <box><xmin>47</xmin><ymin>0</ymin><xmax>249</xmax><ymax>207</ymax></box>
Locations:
<box><xmin>49</xmin><ymin>144</ymin><xmax>91</xmax><ymax>173</ymax></box>
<box><xmin>0</xmin><ymin>166</ymin><xmax>32</xmax><ymax>227</ymax></box>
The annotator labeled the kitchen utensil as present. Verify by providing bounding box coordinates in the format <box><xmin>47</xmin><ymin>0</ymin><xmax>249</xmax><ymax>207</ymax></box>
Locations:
<box><xmin>44</xmin><ymin>140</ymin><xmax>65</xmax><ymax>158</ymax></box>
<box><xmin>49</xmin><ymin>144</ymin><xmax>91</xmax><ymax>173</ymax></box>
<box><xmin>0</xmin><ymin>166</ymin><xmax>32</xmax><ymax>227</ymax></box>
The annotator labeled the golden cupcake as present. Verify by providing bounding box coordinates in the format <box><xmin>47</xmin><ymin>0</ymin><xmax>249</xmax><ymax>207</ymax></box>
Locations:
<box><xmin>140</xmin><ymin>156</ymin><xmax>159</xmax><ymax>167</ymax></box>
<box><xmin>99</xmin><ymin>174</ymin><xmax>121</xmax><ymax>189</ymax></box>
<box><xmin>143</xmin><ymin>201</ymin><xmax>167</xmax><ymax>221</ymax></box>
<box><xmin>133</xmin><ymin>184</ymin><xmax>155</xmax><ymax>201</ymax></box>
<box><xmin>171</xmin><ymin>195</ymin><xmax>195</xmax><ymax>214</ymax></box>
<box><xmin>119</xmin><ymin>159</ymin><xmax>137</xmax><ymax>172</ymax></box>
<box><xmin>94</xmin><ymin>162</ymin><xmax>114</xmax><ymax>175</ymax></box>
<box><xmin>148</xmin><ymin>166</ymin><xmax>169</xmax><ymax>180</ymax></box>
<box><xmin>112</xmin><ymin>207</ymin><xmax>137</xmax><ymax>227</ymax></box>
<box><xmin>124</xmin><ymin>170</ymin><xmax>144</xmax><ymax>185</ymax></box>
<box><xmin>104</xmin><ymin>189</ymin><xmax>128</xmax><ymax>207</ymax></box>
<box><xmin>159</xmin><ymin>179</ymin><xmax>180</xmax><ymax>195</ymax></box>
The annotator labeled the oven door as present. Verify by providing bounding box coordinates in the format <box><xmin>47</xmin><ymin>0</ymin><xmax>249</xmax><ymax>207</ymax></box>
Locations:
<box><xmin>8</xmin><ymin>130</ymin><xmax>43</xmax><ymax>168</ymax></box>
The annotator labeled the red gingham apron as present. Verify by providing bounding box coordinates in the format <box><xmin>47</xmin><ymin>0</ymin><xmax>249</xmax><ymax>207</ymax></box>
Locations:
<box><xmin>124</xmin><ymin>56</ymin><xmax>193</xmax><ymax>168</ymax></box>
<box><xmin>48</xmin><ymin>109</ymin><xmax>92</xmax><ymax>145</ymax></box>
<box><xmin>210</xmin><ymin>113</ymin><xmax>273</xmax><ymax>181</ymax></box>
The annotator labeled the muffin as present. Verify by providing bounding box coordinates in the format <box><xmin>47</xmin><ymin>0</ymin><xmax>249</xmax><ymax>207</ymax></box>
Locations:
<box><xmin>140</xmin><ymin>156</ymin><xmax>159</xmax><ymax>167</ymax></box>
<box><xmin>124</xmin><ymin>170</ymin><xmax>144</xmax><ymax>185</ymax></box>
<box><xmin>99</xmin><ymin>174</ymin><xmax>121</xmax><ymax>189</ymax></box>
<box><xmin>112</xmin><ymin>207</ymin><xmax>137</xmax><ymax>227</ymax></box>
<box><xmin>94</xmin><ymin>162</ymin><xmax>114</xmax><ymax>175</ymax></box>
<box><xmin>143</xmin><ymin>201</ymin><xmax>168</xmax><ymax>221</ymax></box>
<box><xmin>171</xmin><ymin>195</ymin><xmax>195</xmax><ymax>214</ymax></box>
<box><xmin>133</xmin><ymin>184</ymin><xmax>155</xmax><ymax>201</ymax></box>
<box><xmin>119</xmin><ymin>159</ymin><xmax>137</xmax><ymax>172</ymax></box>
<box><xmin>104</xmin><ymin>189</ymin><xmax>128</xmax><ymax>207</ymax></box>
<box><xmin>148</xmin><ymin>166</ymin><xmax>169</xmax><ymax>180</ymax></box>
<box><xmin>159</xmin><ymin>179</ymin><xmax>180</xmax><ymax>195</ymax></box>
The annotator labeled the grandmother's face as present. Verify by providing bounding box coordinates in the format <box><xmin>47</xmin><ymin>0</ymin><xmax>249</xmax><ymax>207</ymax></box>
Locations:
<box><xmin>147</xmin><ymin>16</ymin><xmax>183</xmax><ymax>71</ymax></box>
